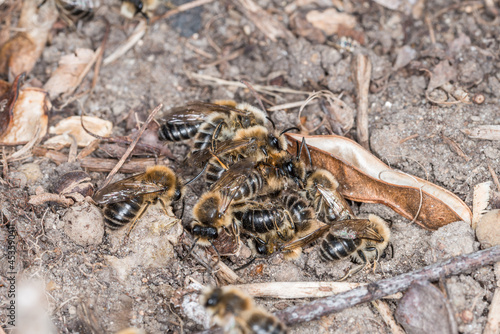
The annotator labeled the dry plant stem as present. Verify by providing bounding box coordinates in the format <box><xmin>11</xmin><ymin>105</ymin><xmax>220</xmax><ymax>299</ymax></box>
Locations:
<box><xmin>151</xmin><ymin>0</ymin><xmax>215</xmax><ymax>24</ymax></box>
<box><xmin>484</xmin><ymin>263</ymin><xmax>500</xmax><ymax>334</ymax></box>
<box><xmin>231</xmin><ymin>0</ymin><xmax>291</xmax><ymax>41</ymax></box>
<box><xmin>100</xmin><ymin>104</ymin><xmax>162</xmax><ymax>189</ymax></box>
<box><xmin>353</xmin><ymin>55</ymin><xmax>371</xmax><ymax>149</ymax></box>
<box><xmin>103</xmin><ymin>20</ymin><xmax>147</xmax><ymax>65</ymax></box>
<box><xmin>488</xmin><ymin>163</ymin><xmax>500</xmax><ymax>192</ymax></box>
<box><xmin>61</xmin><ymin>46</ymin><xmax>102</xmax><ymax>99</ymax></box>
<box><xmin>372</xmin><ymin>300</ymin><xmax>405</xmax><ymax>334</ymax></box>
<box><xmin>472</xmin><ymin>181</ymin><xmax>491</xmax><ymax>229</ymax></box>
<box><xmin>229</xmin><ymin>282</ymin><xmax>402</xmax><ymax>299</ymax></box>
<box><xmin>33</xmin><ymin>147</ymin><xmax>163</xmax><ymax>173</ymax></box>
<box><xmin>274</xmin><ymin>246</ymin><xmax>500</xmax><ymax>326</ymax></box>
<box><xmin>28</xmin><ymin>193</ymin><xmax>74</xmax><ymax>207</ymax></box>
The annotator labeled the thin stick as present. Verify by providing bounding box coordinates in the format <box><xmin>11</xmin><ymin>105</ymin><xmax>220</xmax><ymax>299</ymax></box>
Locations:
<box><xmin>488</xmin><ymin>163</ymin><xmax>500</xmax><ymax>192</ymax></box>
<box><xmin>274</xmin><ymin>246</ymin><xmax>500</xmax><ymax>326</ymax></box>
<box><xmin>372</xmin><ymin>300</ymin><xmax>405</xmax><ymax>334</ymax></box>
<box><xmin>228</xmin><ymin>282</ymin><xmax>402</xmax><ymax>299</ymax></box>
<box><xmin>103</xmin><ymin>20</ymin><xmax>147</xmax><ymax>65</ymax></box>
<box><xmin>99</xmin><ymin>104</ymin><xmax>163</xmax><ymax>189</ymax></box>
<box><xmin>353</xmin><ymin>54</ymin><xmax>372</xmax><ymax>149</ymax></box>
<box><xmin>267</xmin><ymin>100</ymin><xmax>318</xmax><ymax>112</ymax></box>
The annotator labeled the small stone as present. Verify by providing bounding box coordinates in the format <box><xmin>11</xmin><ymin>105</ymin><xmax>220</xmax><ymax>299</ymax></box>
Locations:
<box><xmin>62</xmin><ymin>202</ymin><xmax>104</xmax><ymax>246</ymax></box>
<box><xmin>425</xmin><ymin>221</ymin><xmax>476</xmax><ymax>264</ymax></box>
<box><xmin>476</xmin><ymin>210</ymin><xmax>500</xmax><ymax>248</ymax></box>
<box><xmin>18</xmin><ymin>163</ymin><xmax>43</xmax><ymax>183</ymax></box>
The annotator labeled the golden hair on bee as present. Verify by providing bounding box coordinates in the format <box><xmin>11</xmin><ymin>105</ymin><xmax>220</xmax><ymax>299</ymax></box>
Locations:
<box><xmin>201</xmin><ymin>286</ymin><xmax>287</xmax><ymax>334</ymax></box>
<box><xmin>93</xmin><ymin>165</ymin><xmax>184</xmax><ymax>235</ymax></box>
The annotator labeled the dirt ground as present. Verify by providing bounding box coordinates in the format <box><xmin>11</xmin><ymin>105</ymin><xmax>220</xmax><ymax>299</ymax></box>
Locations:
<box><xmin>1</xmin><ymin>0</ymin><xmax>500</xmax><ymax>333</ymax></box>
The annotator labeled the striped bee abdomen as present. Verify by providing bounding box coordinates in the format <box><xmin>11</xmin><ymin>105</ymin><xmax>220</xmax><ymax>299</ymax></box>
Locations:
<box><xmin>103</xmin><ymin>196</ymin><xmax>144</xmax><ymax>229</ymax></box>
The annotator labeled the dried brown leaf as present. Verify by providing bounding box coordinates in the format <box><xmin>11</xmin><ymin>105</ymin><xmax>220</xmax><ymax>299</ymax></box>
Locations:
<box><xmin>0</xmin><ymin>84</ymin><xmax>50</xmax><ymax>145</ymax></box>
<box><xmin>305</xmin><ymin>9</ymin><xmax>356</xmax><ymax>36</ymax></box>
<box><xmin>46</xmin><ymin>116</ymin><xmax>113</xmax><ymax>147</ymax></box>
<box><xmin>427</xmin><ymin>60</ymin><xmax>457</xmax><ymax>93</ymax></box>
<box><xmin>286</xmin><ymin>133</ymin><xmax>472</xmax><ymax>230</ymax></box>
<box><xmin>0</xmin><ymin>0</ymin><xmax>58</xmax><ymax>80</ymax></box>
<box><xmin>395</xmin><ymin>281</ymin><xmax>458</xmax><ymax>334</ymax></box>
<box><xmin>44</xmin><ymin>48</ymin><xmax>97</xmax><ymax>98</ymax></box>
<box><xmin>0</xmin><ymin>73</ymin><xmax>24</xmax><ymax>137</ymax></box>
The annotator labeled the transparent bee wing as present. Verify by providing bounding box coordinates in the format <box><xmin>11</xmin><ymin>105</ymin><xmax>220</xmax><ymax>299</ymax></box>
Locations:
<box><xmin>93</xmin><ymin>173</ymin><xmax>167</xmax><ymax>204</ymax></box>
<box><xmin>329</xmin><ymin>219</ymin><xmax>384</xmax><ymax>242</ymax></box>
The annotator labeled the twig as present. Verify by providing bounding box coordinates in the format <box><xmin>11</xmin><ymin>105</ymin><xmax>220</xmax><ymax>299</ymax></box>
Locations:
<box><xmin>151</xmin><ymin>0</ymin><xmax>215</xmax><ymax>24</ymax></box>
<box><xmin>103</xmin><ymin>20</ymin><xmax>147</xmax><ymax>65</ymax></box>
<box><xmin>33</xmin><ymin>147</ymin><xmax>166</xmax><ymax>173</ymax></box>
<box><xmin>186</xmin><ymin>72</ymin><xmax>313</xmax><ymax>96</ymax></box>
<box><xmin>484</xmin><ymin>263</ymin><xmax>500</xmax><ymax>334</ymax></box>
<box><xmin>273</xmin><ymin>246</ymin><xmax>500</xmax><ymax>326</ymax></box>
<box><xmin>353</xmin><ymin>54</ymin><xmax>372</xmax><ymax>149</ymax></box>
<box><xmin>28</xmin><ymin>193</ymin><xmax>74</xmax><ymax>207</ymax></box>
<box><xmin>228</xmin><ymin>282</ymin><xmax>402</xmax><ymax>299</ymax></box>
<box><xmin>488</xmin><ymin>163</ymin><xmax>500</xmax><ymax>192</ymax></box>
<box><xmin>61</xmin><ymin>46</ymin><xmax>102</xmax><ymax>99</ymax></box>
<box><xmin>99</xmin><ymin>104</ymin><xmax>163</xmax><ymax>189</ymax></box>
<box><xmin>267</xmin><ymin>100</ymin><xmax>318</xmax><ymax>112</ymax></box>
<box><xmin>372</xmin><ymin>300</ymin><xmax>405</xmax><ymax>334</ymax></box>
<box><xmin>231</xmin><ymin>0</ymin><xmax>292</xmax><ymax>41</ymax></box>
<box><xmin>441</xmin><ymin>133</ymin><xmax>471</xmax><ymax>161</ymax></box>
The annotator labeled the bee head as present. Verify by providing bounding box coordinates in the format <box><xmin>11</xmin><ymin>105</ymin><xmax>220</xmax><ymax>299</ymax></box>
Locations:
<box><xmin>204</xmin><ymin>288</ymin><xmax>222</xmax><ymax>308</ymax></box>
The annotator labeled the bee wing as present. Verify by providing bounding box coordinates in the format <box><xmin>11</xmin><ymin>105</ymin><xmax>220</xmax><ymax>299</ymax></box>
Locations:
<box><xmin>187</xmin><ymin>138</ymin><xmax>256</xmax><ymax>168</ymax></box>
<box><xmin>93</xmin><ymin>173</ymin><xmax>166</xmax><ymax>204</ymax></box>
<box><xmin>329</xmin><ymin>219</ymin><xmax>384</xmax><ymax>242</ymax></box>
<box><xmin>317</xmin><ymin>184</ymin><xmax>354</xmax><ymax>217</ymax></box>
<box><xmin>280</xmin><ymin>224</ymin><xmax>330</xmax><ymax>252</ymax></box>
<box><xmin>162</xmin><ymin>101</ymin><xmax>246</xmax><ymax>125</ymax></box>
<box><xmin>210</xmin><ymin>160</ymin><xmax>258</xmax><ymax>213</ymax></box>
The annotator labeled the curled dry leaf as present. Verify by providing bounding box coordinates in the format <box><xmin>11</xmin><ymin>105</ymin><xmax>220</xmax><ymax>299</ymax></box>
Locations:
<box><xmin>45</xmin><ymin>116</ymin><xmax>113</xmax><ymax>147</ymax></box>
<box><xmin>305</xmin><ymin>9</ymin><xmax>356</xmax><ymax>36</ymax></box>
<box><xmin>286</xmin><ymin>133</ymin><xmax>472</xmax><ymax>230</ymax></box>
<box><xmin>0</xmin><ymin>73</ymin><xmax>24</xmax><ymax>137</ymax></box>
<box><xmin>43</xmin><ymin>48</ymin><xmax>97</xmax><ymax>98</ymax></box>
<box><xmin>0</xmin><ymin>75</ymin><xmax>50</xmax><ymax>145</ymax></box>
<box><xmin>395</xmin><ymin>281</ymin><xmax>458</xmax><ymax>334</ymax></box>
<box><xmin>0</xmin><ymin>0</ymin><xmax>58</xmax><ymax>80</ymax></box>
<box><xmin>461</xmin><ymin>125</ymin><xmax>500</xmax><ymax>141</ymax></box>
<box><xmin>426</xmin><ymin>60</ymin><xmax>457</xmax><ymax>93</ymax></box>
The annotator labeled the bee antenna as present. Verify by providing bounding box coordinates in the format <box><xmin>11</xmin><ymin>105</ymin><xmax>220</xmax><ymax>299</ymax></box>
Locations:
<box><xmin>209</xmin><ymin>240</ymin><xmax>220</xmax><ymax>267</ymax></box>
<box><xmin>234</xmin><ymin>256</ymin><xmax>256</xmax><ymax>271</ymax></box>
<box><xmin>182</xmin><ymin>237</ymin><xmax>200</xmax><ymax>261</ymax></box>
<box><xmin>179</xmin><ymin>198</ymin><xmax>185</xmax><ymax>220</ymax></box>
<box><xmin>241</xmin><ymin>79</ymin><xmax>268</xmax><ymax>117</ymax></box>
<box><xmin>266</xmin><ymin>116</ymin><xmax>276</xmax><ymax>130</ymax></box>
<box><xmin>297</xmin><ymin>137</ymin><xmax>312</xmax><ymax>167</ymax></box>
<box><xmin>183</xmin><ymin>163</ymin><xmax>209</xmax><ymax>186</ymax></box>
<box><xmin>279</xmin><ymin>127</ymin><xmax>300</xmax><ymax>136</ymax></box>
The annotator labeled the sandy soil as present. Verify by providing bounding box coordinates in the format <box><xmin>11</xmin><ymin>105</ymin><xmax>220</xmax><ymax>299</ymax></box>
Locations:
<box><xmin>1</xmin><ymin>0</ymin><xmax>499</xmax><ymax>333</ymax></box>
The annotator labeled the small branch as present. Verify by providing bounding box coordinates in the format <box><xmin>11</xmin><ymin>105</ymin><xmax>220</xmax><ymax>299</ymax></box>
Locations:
<box><xmin>353</xmin><ymin>54</ymin><xmax>372</xmax><ymax>149</ymax></box>
<box><xmin>372</xmin><ymin>300</ymin><xmax>405</xmax><ymax>334</ymax></box>
<box><xmin>229</xmin><ymin>282</ymin><xmax>402</xmax><ymax>300</ymax></box>
<box><xmin>103</xmin><ymin>20</ymin><xmax>147</xmax><ymax>65</ymax></box>
<box><xmin>99</xmin><ymin>104</ymin><xmax>162</xmax><ymax>189</ymax></box>
<box><xmin>28</xmin><ymin>193</ymin><xmax>74</xmax><ymax>207</ymax></box>
<box><xmin>151</xmin><ymin>0</ymin><xmax>215</xmax><ymax>24</ymax></box>
<box><xmin>274</xmin><ymin>246</ymin><xmax>500</xmax><ymax>326</ymax></box>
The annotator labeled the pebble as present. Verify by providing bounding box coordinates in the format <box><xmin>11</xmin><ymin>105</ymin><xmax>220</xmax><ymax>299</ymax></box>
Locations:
<box><xmin>62</xmin><ymin>202</ymin><xmax>104</xmax><ymax>246</ymax></box>
<box><xmin>424</xmin><ymin>220</ymin><xmax>476</xmax><ymax>264</ymax></box>
<box><xmin>476</xmin><ymin>210</ymin><xmax>500</xmax><ymax>248</ymax></box>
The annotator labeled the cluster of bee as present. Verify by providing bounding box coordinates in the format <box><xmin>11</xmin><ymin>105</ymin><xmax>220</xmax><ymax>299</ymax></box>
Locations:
<box><xmin>92</xmin><ymin>100</ymin><xmax>392</xmax><ymax>333</ymax></box>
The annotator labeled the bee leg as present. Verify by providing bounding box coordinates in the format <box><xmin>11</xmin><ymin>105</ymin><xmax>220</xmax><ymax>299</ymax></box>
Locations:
<box><xmin>231</xmin><ymin>218</ymin><xmax>241</xmax><ymax>247</ymax></box>
<box><xmin>159</xmin><ymin>198</ymin><xmax>181</xmax><ymax>230</ymax></box>
<box><xmin>284</xmin><ymin>210</ymin><xmax>296</xmax><ymax>231</ymax></box>
<box><xmin>211</xmin><ymin>121</ymin><xmax>227</xmax><ymax>150</ymax></box>
<box><xmin>208</xmin><ymin>239</ymin><xmax>220</xmax><ymax>267</ymax></box>
<box><xmin>338</xmin><ymin>250</ymin><xmax>369</xmax><ymax>281</ymax></box>
<box><xmin>125</xmin><ymin>202</ymin><xmax>151</xmax><ymax>237</ymax></box>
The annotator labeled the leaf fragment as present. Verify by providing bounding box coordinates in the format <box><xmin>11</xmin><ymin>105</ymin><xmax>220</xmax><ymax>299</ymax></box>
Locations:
<box><xmin>286</xmin><ymin>133</ymin><xmax>472</xmax><ymax>229</ymax></box>
<box><xmin>46</xmin><ymin>116</ymin><xmax>113</xmax><ymax>147</ymax></box>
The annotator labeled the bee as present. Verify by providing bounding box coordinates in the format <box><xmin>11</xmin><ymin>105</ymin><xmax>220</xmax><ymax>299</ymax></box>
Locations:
<box><xmin>158</xmin><ymin>101</ymin><xmax>267</xmax><ymax>154</ymax></box>
<box><xmin>93</xmin><ymin>165</ymin><xmax>184</xmax><ymax>235</ymax></box>
<box><xmin>304</xmin><ymin>169</ymin><xmax>354</xmax><ymax>222</ymax></box>
<box><xmin>120</xmin><ymin>0</ymin><xmax>158</xmax><ymax>19</ymax></box>
<box><xmin>53</xmin><ymin>0</ymin><xmax>99</xmax><ymax>26</ymax></box>
<box><xmin>201</xmin><ymin>287</ymin><xmax>287</xmax><ymax>334</ymax></box>
<box><xmin>282</xmin><ymin>214</ymin><xmax>391</xmax><ymax>280</ymax></box>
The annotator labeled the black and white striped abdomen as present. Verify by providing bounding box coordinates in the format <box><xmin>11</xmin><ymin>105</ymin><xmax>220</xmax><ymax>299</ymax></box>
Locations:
<box><xmin>247</xmin><ymin>312</ymin><xmax>287</xmax><ymax>334</ymax></box>
<box><xmin>235</xmin><ymin>207</ymin><xmax>284</xmax><ymax>234</ymax></box>
<box><xmin>232</xmin><ymin>170</ymin><xmax>265</xmax><ymax>202</ymax></box>
<box><xmin>158</xmin><ymin>122</ymin><xmax>201</xmax><ymax>142</ymax></box>
<box><xmin>319</xmin><ymin>233</ymin><xmax>361</xmax><ymax>261</ymax></box>
<box><xmin>103</xmin><ymin>196</ymin><xmax>144</xmax><ymax>229</ymax></box>
<box><xmin>192</xmin><ymin>116</ymin><xmax>226</xmax><ymax>154</ymax></box>
<box><xmin>56</xmin><ymin>0</ymin><xmax>99</xmax><ymax>22</ymax></box>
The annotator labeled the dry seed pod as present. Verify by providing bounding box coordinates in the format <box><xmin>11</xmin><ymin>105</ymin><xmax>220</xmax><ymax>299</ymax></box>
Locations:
<box><xmin>52</xmin><ymin>171</ymin><xmax>94</xmax><ymax>197</ymax></box>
